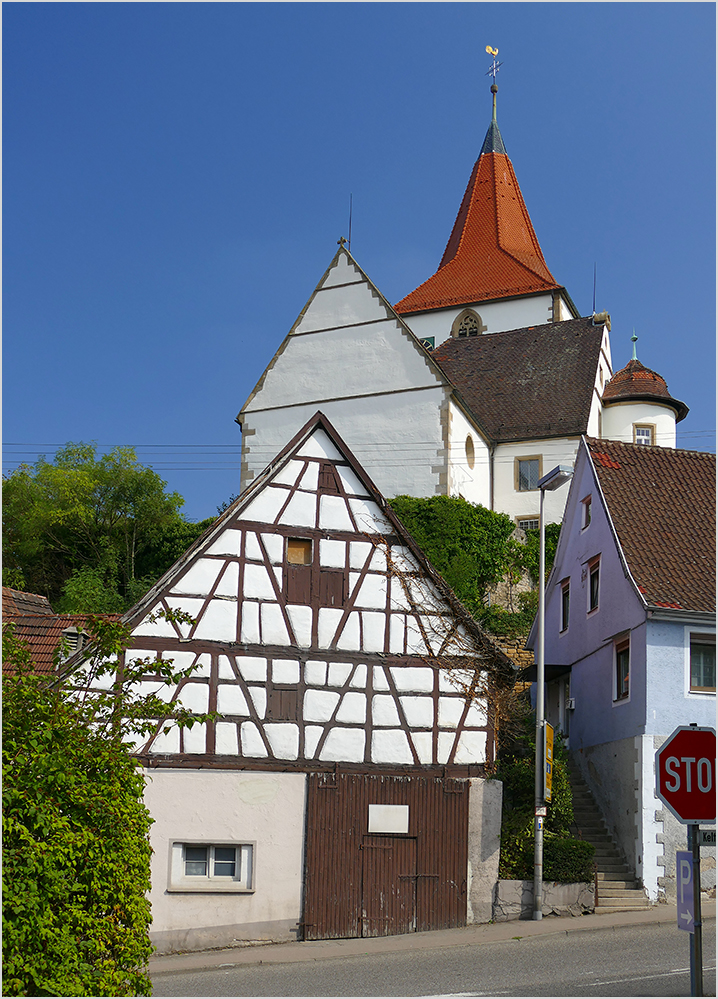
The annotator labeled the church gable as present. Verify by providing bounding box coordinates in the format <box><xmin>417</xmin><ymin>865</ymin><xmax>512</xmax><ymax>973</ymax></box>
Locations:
<box><xmin>240</xmin><ymin>247</ymin><xmax>448</xmax><ymax>416</ymax></box>
<box><xmin>122</xmin><ymin>413</ymin><xmax>505</xmax><ymax>771</ymax></box>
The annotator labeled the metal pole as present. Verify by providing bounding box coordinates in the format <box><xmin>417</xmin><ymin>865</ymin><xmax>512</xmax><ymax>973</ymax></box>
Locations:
<box><xmin>533</xmin><ymin>485</ymin><xmax>546</xmax><ymax>920</ymax></box>
<box><xmin>690</xmin><ymin>823</ymin><xmax>703</xmax><ymax>997</ymax></box>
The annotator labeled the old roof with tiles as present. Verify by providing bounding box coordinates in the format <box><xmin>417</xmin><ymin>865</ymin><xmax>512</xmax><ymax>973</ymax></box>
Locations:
<box><xmin>602</xmin><ymin>357</ymin><xmax>689</xmax><ymax>421</ymax></box>
<box><xmin>394</xmin><ymin>106</ymin><xmax>560</xmax><ymax>315</ymax></box>
<box><xmin>586</xmin><ymin>438</ymin><xmax>715</xmax><ymax>613</ymax></box>
<box><xmin>432</xmin><ymin>316</ymin><xmax>604</xmax><ymax>444</ymax></box>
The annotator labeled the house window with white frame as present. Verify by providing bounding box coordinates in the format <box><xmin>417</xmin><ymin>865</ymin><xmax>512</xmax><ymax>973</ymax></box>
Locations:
<box><xmin>581</xmin><ymin>495</ymin><xmax>592</xmax><ymax>530</ymax></box>
<box><xmin>560</xmin><ymin>579</ymin><xmax>570</xmax><ymax>633</ymax></box>
<box><xmin>169</xmin><ymin>841</ymin><xmax>254</xmax><ymax>892</ymax></box>
<box><xmin>690</xmin><ymin>633</ymin><xmax>716</xmax><ymax>693</ymax></box>
<box><xmin>634</xmin><ymin>425</ymin><xmax>654</xmax><ymax>446</ymax></box>
<box><xmin>517</xmin><ymin>517</ymin><xmax>539</xmax><ymax>532</ymax></box>
<box><xmin>615</xmin><ymin>636</ymin><xmax>630</xmax><ymax>701</ymax></box>
<box><xmin>588</xmin><ymin>557</ymin><xmax>600</xmax><ymax>613</ymax></box>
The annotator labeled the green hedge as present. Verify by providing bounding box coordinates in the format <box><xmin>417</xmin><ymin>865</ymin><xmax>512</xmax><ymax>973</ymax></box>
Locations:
<box><xmin>499</xmin><ymin>832</ymin><xmax>595</xmax><ymax>883</ymax></box>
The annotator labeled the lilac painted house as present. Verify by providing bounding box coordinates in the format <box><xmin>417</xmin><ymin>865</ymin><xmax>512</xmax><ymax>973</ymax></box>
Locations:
<box><xmin>529</xmin><ymin>438</ymin><xmax>715</xmax><ymax>901</ymax></box>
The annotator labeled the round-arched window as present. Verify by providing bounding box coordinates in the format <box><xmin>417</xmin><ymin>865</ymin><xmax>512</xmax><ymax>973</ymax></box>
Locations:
<box><xmin>465</xmin><ymin>434</ymin><xmax>475</xmax><ymax>469</ymax></box>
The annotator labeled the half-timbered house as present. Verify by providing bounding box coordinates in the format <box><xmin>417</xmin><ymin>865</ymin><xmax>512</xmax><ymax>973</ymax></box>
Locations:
<box><xmin>119</xmin><ymin>412</ymin><xmax>510</xmax><ymax>954</ymax></box>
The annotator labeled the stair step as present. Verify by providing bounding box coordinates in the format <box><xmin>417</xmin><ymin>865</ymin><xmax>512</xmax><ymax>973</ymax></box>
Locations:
<box><xmin>599</xmin><ymin>887</ymin><xmax>646</xmax><ymax>897</ymax></box>
<box><xmin>596</xmin><ymin>904</ymin><xmax>653</xmax><ymax>912</ymax></box>
<box><xmin>598</xmin><ymin>872</ymin><xmax>634</xmax><ymax>881</ymax></box>
<box><xmin>595</xmin><ymin>880</ymin><xmax>638</xmax><ymax>890</ymax></box>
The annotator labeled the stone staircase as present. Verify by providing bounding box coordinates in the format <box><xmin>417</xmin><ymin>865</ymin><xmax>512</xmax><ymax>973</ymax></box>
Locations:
<box><xmin>568</xmin><ymin>761</ymin><xmax>651</xmax><ymax>913</ymax></box>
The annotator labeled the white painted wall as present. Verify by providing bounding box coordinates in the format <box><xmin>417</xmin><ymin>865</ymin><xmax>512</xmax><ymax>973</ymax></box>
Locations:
<box><xmin>145</xmin><ymin>769</ymin><xmax>306</xmax><ymax>953</ymax></box>
<box><xmin>447</xmin><ymin>401</ymin><xmax>491</xmax><ymax>506</ymax></box>
<box><xmin>402</xmin><ymin>293</ymin><xmax>556</xmax><ymax>347</ymax></box>
<box><xmin>602</xmin><ymin>401</ymin><xmax>677</xmax><ymax>449</ymax></box>
<box><xmin>242</xmin><ymin>387</ymin><xmax>448</xmax><ymax>498</ymax></box>
<box><xmin>493</xmin><ymin>437</ymin><xmax>580</xmax><ymax>525</ymax></box>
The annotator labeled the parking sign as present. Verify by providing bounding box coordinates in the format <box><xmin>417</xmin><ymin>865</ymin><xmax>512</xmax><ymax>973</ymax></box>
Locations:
<box><xmin>676</xmin><ymin>851</ymin><xmax>695</xmax><ymax>933</ymax></box>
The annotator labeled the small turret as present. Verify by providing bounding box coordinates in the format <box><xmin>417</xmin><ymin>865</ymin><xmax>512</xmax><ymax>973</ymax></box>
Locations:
<box><xmin>601</xmin><ymin>335</ymin><xmax>688</xmax><ymax>448</ymax></box>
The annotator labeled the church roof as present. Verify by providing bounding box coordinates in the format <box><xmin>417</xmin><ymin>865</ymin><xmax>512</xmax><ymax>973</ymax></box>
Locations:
<box><xmin>602</xmin><ymin>357</ymin><xmax>689</xmax><ymax>422</ymax></box>
<box><xmin>586</xmin><ymin>438</ymin><xmax>715</xmax><ymax>613</ymax></box>
<box><xmin>395</xmin><ymin>112</ymin><xmax>561</xmax><ymax>315</ymax></box>
<box><xmin>432</xmin><ymin>316</ymin><xmax>604</xmax><ymax>444</ymax></box>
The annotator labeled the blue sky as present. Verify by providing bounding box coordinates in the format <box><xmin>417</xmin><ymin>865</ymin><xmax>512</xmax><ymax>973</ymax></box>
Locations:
<box><xmin>4</xmin><ymin>2</ymin><xmax>715</xmax><ymax>521</ymax></box>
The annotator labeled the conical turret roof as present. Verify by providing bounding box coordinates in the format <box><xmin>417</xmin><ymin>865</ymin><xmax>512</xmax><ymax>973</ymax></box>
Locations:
<box><xmin>395</xmin><ymin>104</ymin><xmax>560</xmax><ymax>315</ymax></box>
<box><xmin>602</xmin><ymin>357</ymin><xmax>689</xmax><ymax>422</ymax></box>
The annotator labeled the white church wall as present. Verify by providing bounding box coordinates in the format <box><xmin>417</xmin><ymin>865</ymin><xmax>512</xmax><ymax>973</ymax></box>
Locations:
<box><xmin>241</xmin><ymin>387</ymin><xmax>448</xmax><ymax>499</ymax></box>
<box><xmin>447</xmin><ymin>401</ymin><xmax>491</xmax><ymax>506</ymax></box>
<box><xmin>602</xmin><ymin>401</ymin><xmax>677</xmax><ymax>449</ymax></box>
<box><xmin>145</xmin><ymin>769</ymin><xmax>306</xmax><ymax>953</ymax></box>
<box><xmin>493</xmin><ymin>438</ymin><xmax>580</xmax><ymax>526</ymax></box>
<box><xmin>402</xmin><ymin>293</ymin><xmax>555</xmax><ymax>347</ymax></box>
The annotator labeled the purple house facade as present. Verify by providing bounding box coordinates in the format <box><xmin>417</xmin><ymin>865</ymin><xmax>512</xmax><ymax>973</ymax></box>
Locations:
<box><xmin>531</xmin><ymin>438</ymin><xmax>715</xmax><ymax>901</ymax></box>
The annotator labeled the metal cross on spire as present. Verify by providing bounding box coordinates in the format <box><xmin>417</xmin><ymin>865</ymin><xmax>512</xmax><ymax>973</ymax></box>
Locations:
<box><xmin>485</xmin><ymin>46</ymin><xmax>503</xmax><ymax>85</ymax></box>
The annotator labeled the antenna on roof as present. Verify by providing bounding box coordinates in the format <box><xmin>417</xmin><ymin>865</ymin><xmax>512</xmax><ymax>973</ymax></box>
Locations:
<box><xmin>592</xmin><ymin>263</ymin><xmax>597</xmax><ymax>315</ymax></box>
<box><xmin>631</xmin><ymin>330</ymin><xmax>638</xmax><ymax>360</ymax></box>
<box><xmin>348</xmin><ymin>194</ymin><xmax>353</xmax><ymax>253</ymax></box>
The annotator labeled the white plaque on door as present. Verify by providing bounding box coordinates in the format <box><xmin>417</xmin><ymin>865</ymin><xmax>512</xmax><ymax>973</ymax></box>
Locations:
<box><xmin>368</xmin><ymin>804</ymin><xmax>409</xmax><ymax>834</ymax></box>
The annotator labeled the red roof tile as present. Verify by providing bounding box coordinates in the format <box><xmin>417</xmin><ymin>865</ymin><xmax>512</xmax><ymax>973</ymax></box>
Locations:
<box><xmin>395</xmin><ymin>150</ymin><xmax>560</xmax><ymax>314</ymax></box>
<box><xmin>2</xmin><ymin>587</ymin><xmax>54</xmax><ymax>618</ymax></box>
<box><xmin>586</xmin><ymin>438</ymin><xmax>715</xmax><ymax>613</ymax></box>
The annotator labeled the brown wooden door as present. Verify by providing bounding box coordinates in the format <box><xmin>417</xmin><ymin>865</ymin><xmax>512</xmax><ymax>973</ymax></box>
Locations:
<box><xmin>361</xmin><ymin>836</ymin><xmax>416</xmax><ymax>937</ymax></box>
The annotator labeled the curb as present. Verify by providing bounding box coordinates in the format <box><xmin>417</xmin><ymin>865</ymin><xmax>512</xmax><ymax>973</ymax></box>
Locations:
<box><xmin>150</xmin><ymin>900</ymin><xmax>715</xmax><ymax>975</ymax></box>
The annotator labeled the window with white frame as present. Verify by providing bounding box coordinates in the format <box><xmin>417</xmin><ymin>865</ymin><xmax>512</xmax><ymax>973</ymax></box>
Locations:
<box><xmin>517</xmin><ymin>517</ymin><xmax>539</xmax><ymax>532</ymax></box>
<box><xmin>690</xmin><ymin>633</ymin><xmax>716</xmax><ymax>693</ymax></box>
<box><xmin>614</xmin><ymin>636</ymin><xmax>630</xmax><ymax>701</ymax></box>
<box><xmin>633</xmin><ymin>425</ymin><xmax>654</xmax><ymax>446</ymax></box>
<box><xmin>168</xmin><ymin>841</ymin><xmax>254</xmax><ymax>892</ymax></box>
<box><xmin>588</xmin><ymin>556</ymin><xmax>600</xmax><ymax>613</ymax></box>
<box><xmin>581</xmin><ymin>495</ymin><xmax>592</xmax><ymax>530</ymax></box>
<box><xmin>560</xmin><ymin>579</ymin><xmax>570</xmax><ymax>633</ymax></box>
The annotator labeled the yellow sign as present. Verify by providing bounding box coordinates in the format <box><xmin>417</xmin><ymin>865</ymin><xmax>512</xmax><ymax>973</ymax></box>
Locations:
<box><xmin>545</xmin><ymin>722</ymin><xmax>554</xmax><ymax>802</ymax></box>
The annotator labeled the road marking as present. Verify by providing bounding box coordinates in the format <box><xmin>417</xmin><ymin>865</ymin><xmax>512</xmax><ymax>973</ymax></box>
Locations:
<box><xmin>588</xmin><ymin>965</ymin><xmax>716</xmax><ymax>988</ymax></box>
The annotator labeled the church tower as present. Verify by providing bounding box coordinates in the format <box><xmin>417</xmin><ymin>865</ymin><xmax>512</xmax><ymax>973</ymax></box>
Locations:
<box><xmin>395</xmin><ymin>79</ymin><xmax>578</xmax><ymax>348</ymax></box>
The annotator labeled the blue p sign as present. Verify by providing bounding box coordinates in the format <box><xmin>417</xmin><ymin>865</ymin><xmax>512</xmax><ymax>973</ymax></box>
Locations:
<box><xmin>676</xmin><ymin>851</ymin><xmax>694</xmax><ymax>933</ymax></box>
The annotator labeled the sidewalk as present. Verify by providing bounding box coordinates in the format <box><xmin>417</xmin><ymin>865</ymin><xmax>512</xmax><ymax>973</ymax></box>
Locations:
<box><xmin>150</xmin><ymin>899</ymin><xmax>715</xmax><ymax>975</ymax></box>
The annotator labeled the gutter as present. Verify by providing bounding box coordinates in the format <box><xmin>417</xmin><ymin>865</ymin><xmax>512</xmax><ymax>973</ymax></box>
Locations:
<box><xmin>646</xmin><ymin>607</ymin><xmax>716</xmax><ymax>627</ymax></box>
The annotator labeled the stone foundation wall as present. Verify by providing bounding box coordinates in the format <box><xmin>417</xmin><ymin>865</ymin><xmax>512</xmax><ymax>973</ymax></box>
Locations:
<box><xmin>493</xmin><ymin>880</ymin><xmax>594</xmax><ymax>921</ymax></box>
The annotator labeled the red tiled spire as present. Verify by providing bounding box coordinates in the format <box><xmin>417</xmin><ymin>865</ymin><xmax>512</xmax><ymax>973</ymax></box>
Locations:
<box><xmin>395</xmin><ymin>112</ymin><xmax>560</xmax><ymax>315</ymax></box>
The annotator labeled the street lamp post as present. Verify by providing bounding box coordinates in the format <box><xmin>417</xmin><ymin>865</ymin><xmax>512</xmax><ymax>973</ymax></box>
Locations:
<box><xmin>533</xmin><ymin>464</ymin><xmax>573</xmax><ymax>921</ymax></box>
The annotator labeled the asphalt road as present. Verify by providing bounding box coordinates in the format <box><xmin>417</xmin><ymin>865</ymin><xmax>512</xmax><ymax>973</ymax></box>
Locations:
<box><xmin>152</xmin><ymin>918</ymin><xmax>716</xmax><ymax>997</ymax></box>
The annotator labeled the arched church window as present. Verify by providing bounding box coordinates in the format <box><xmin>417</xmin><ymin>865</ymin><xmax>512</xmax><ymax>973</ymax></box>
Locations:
<box><xmin>451</xmin><ymin>309</ymin><xmax>486</xmax><ymax>338</ymax></box>
<box><xmin>465</xmin><ymin>435</ymin><xmax>475</xmax><ymax>469</ymax></box>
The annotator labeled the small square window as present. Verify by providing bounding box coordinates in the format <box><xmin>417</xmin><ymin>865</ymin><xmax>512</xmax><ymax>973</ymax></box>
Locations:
<box><xmin>171</xmin><ymin>842</ymin><xmax>254</xmax><ymax>892</ymax></box>
<box><xmin>588</xmin><ymin>557</ymin><xmax>600</xmax><ymax>612</ymax></box>
<box><xmin>615</xmin><ymin>638</ymin><xmax>630</xmax><ymax>701</ymax></box>
<box><xmin>634</xmin><ymin>425</ymin><xmax>654</xmax><ymax>446</ymax></box>
<box><xmin>690</xmin><ymin>634</ymin><xmax>716</xmax><ymax>692</ymax></box>
<box><xmin>517</xmin><ymin>458</ymin><xmax>540</xmax><ymax>492</ymax></box>
<box><xmin>560</xmin><ymin>581</ymin><xmax>570</xmax><ymax>633</ymax></box>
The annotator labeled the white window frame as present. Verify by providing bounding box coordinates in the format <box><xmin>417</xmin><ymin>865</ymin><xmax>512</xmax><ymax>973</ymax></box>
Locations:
<box><xmin>587</xmin><ymin>556</ymin><xmax>600</xmax><ymax>615</ymax></box>
<box><xmin>167</xmin><ymin>840</ymin><xmax>255</xmax><ymax>893</ymax></box>
<box><xmin>581</xmin><ymin>495</ymin><xmax>592</xmax><ymax>531</ymax></box>
<box><xmin>684</xmin><ymin>626</ymin><xmax>716</xmax><ymax>697</ymax></box>
<box><xmin>517</xmin><ymin>517</ymin><xmax>539</xmax><ymax>533</ymax></box>
<box><xmin>613</xmin><ymin>634</ymin><xmax>630</xmax><ymax>704</ymax></box>
<box><xmin>560</xmin><ymin>578</ymin><xmax>570</xmax><ymax>634</ymax></box>
<box><xmin>633</xmin><ymin>424</ymin><xmax>655</xmax><ymax>446</ymax></box>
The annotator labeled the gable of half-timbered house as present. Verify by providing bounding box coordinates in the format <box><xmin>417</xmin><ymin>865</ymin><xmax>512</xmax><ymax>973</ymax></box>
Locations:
<box><xmin>122</xmin><ymin>412</ymin><xmax>510</xmax><ymax>774</ymax></box>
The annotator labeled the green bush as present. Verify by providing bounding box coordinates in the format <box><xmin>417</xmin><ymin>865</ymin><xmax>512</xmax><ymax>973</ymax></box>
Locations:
<box><xmin>499</xmin><ymin>833</ymin><xmax>595</xmax><ymax>883</ymax></box>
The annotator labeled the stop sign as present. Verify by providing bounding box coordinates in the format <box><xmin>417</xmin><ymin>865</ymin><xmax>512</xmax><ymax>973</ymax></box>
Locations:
<box><xmin>656</xmin><ymin>726</ymin><xmax>716</xmax><ymax>824</ymax></box>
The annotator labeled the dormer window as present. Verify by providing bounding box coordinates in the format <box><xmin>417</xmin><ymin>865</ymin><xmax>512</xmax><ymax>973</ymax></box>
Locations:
<box><xmin>451</xmin><ymin>309</ymin><xmax>486</xmax><ymax>338</ymax></box>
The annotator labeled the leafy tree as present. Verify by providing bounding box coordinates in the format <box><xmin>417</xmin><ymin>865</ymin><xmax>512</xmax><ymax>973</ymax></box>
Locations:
<box><xmin>2</xmin><ymin>614</ymin><xmax>210</xmax><ymax>997</ymax></box>
<box><xmin>2</xmin><ymin>443</ymin><xmax>215</xmax><ymax>612</ymax></box>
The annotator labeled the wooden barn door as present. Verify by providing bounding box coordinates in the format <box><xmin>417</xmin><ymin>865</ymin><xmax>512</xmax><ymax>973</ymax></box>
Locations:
<box><xmin>302</xmin><ymin>773</ymin><xmax>468</xmax><ymax>941</ymax></box>
<box><xmin>361</xmin><ymin>836</ymin><xmax>417</xmax><ymax>937</ymax></box>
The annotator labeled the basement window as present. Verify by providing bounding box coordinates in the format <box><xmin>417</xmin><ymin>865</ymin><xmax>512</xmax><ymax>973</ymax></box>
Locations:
<box><xmin>169</xmin><ymin>842</ymin><xmax>254</xmax><ymax>892</ymax></box>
